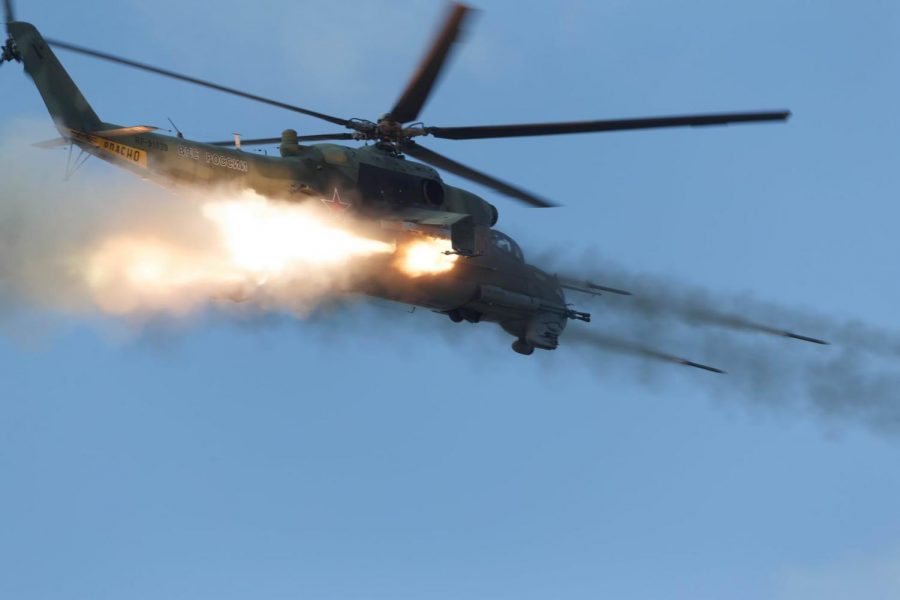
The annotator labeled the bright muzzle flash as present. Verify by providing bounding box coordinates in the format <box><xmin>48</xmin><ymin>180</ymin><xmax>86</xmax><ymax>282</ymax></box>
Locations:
<box><xmin>394</xmin><ymin>237</ymin><xmax>458</xmax><ymax>277</ymax></box>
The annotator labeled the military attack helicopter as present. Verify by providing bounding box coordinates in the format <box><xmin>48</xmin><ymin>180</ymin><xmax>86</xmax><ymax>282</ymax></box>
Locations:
<box><xmin>2</xmin><ymin>2</ymin><xmax>815</xmax><ymax>366</ymax></box>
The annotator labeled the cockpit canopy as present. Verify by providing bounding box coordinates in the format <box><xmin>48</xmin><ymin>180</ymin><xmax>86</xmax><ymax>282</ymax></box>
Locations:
<box><xmin>490</xmin><ymin>230</ymin><xmax>524</xmax><ymax>262</ymax></box>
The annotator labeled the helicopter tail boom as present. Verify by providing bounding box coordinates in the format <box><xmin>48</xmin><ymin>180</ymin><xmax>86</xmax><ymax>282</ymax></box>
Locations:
<box><xmin>8</xmin><ymin>22</ymin><xmax>101</xmax><ymax>134</ymax></box>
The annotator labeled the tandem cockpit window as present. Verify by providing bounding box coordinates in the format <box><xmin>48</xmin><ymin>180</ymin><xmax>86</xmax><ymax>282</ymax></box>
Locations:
<box><xmin>491</xmin><ymin>231</ymin><xmax>524</xmax><ymax>261</ymax></box>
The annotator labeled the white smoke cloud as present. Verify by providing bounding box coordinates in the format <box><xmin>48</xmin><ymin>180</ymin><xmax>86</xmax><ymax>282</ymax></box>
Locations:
<box><xmin>0</xmin><ymin>121</ymin><xmax>451</xmax><ymax>331</ymax></box>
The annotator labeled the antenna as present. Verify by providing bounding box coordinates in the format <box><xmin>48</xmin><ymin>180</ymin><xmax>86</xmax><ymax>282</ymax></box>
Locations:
<box><xmin>167</xmin><ymin>117</ymin><xmax>183</xmax><ymax>139</ymax></box>
<box><xmin>233</xmin><ymin>132</ymin><xmax>241</xmax><ymax>150</ymax></box>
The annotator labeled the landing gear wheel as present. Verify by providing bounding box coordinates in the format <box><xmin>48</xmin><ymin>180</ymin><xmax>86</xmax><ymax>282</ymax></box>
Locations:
<box><xmin>448</xmin><ymin>309</ymin><xmax>464</xmax><ymax>323</ymax></box>
<box><xmin>462</xmin><ymin>310</ymin><xmax>481</xmax><ymax>324</ymax></box>
<box><xmin>512</xmin><ymin>339</ymin><xmax>534</xmax><ymax>356</ymax></box>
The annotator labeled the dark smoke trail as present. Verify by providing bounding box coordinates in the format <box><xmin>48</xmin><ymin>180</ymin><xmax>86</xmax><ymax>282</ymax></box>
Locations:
<box><xmin>567</xmin><ymin>327</ymin><xmax>725</xmax><ymax>374</ymax></box>
<box><xmin>559</xmin><ymin>258</ymin><xmax>899</xmax><ymax>356</ymax></box>
<box><xmin>544</xmin><ymin>252</ymin><xmax>900</xmax><ymax>435</ymax></box>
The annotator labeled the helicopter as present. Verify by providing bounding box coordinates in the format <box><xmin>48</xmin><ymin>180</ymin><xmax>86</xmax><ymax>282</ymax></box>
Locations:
<box><xmin>1</xmin><ymin>2</ymin><xmax>813</xmax><ymax>366</ymax></box>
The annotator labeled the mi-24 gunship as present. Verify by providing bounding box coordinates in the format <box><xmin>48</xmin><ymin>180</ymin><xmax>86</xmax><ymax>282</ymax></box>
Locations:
<box><xmin>2</xmin><ymin>2</ymin><xmax>804</xmax><ymax>364</ymax></box>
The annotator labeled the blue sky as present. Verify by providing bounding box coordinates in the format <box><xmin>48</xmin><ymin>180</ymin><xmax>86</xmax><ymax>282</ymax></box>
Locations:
<box><xmin>2</xmin><ymin>1</ymin><xmax>900</xmax><ymax>599</ymax></box>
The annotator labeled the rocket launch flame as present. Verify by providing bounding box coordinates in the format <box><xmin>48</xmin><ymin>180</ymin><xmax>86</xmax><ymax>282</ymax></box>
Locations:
<box><xmin>79</xmin><ymin>190</ymin><xmax>456</xmax><ymax>315</ymax></box>
<box><xmin>394</xmin><ymin>237</ymin><xmax>458</xmax><ymax>277</ymax></box>
<box><xmin>202</xmin><ymin>197</ymin><xmax>395</xmax><ymax>273</ymax></box>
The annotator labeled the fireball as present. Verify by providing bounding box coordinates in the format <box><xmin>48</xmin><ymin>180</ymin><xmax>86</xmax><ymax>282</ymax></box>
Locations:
<box><xmin>395</xmin><ymin>236</ymin><xmax>459</xmax><ymax>277</ymax></box>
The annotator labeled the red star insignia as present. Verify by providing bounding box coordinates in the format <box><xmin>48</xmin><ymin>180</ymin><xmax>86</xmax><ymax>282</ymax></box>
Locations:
<box><xmin>321</xmin><ymin>188</ymin><xmax>352</xmax><ymax>213</ymax></box>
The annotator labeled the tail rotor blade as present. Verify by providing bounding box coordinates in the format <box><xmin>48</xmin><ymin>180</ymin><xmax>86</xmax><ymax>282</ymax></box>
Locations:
<box><xmin>1</xmin><ymin>0</ymin><xmax>18</xmax><ymax>65</ymax></box>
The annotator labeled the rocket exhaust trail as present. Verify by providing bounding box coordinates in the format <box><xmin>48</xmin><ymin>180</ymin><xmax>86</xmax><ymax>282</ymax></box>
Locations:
<box><xmin>555</xmin><ymin>268</ymin><xmax>830</xmax><ymax>346</ymax></box>
<box><xmin>669</xmin><ymin>308</ymin><xmax>831</xmax><ymax>346</ymax></box>
<box><xmin>568</xmin><ymin>328</ymin><xmax>725</xmax><ymax>375</ymax></box>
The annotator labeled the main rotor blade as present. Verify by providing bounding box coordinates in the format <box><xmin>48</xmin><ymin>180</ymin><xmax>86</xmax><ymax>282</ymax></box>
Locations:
<box><xmin>206</xmin><ymin>133</ymin><xmax>355</xmax><ymax>147</ymax></box>
<box><xmin>45</xmin><ymin>38</ymin><xmax>350</xmax><ymax>128</ymax></box>
<box><xmin>3</xmin><ymin>0</ymin><xmax>14</xmax><ymax>24</ymax></box>
<box><xmin>426</xmin><ymin>110</ymin><xmax>791</xmax><ymax>140</ymax></box>
<box><xmin>389</xmin><ymin>3</ymin><xmax>473</xmax><ymax>123</ymax></box>
<box><xmin>404</xmin><ymin>141</ymin><xmax>556</xmax><ymax>208</ymax></box>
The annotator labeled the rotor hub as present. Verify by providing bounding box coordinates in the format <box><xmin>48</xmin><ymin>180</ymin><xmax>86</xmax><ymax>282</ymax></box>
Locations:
<box><xmin>375</xmin><ymin>116</ymin><xmax>404</xmax><ymax>143</ymax></box>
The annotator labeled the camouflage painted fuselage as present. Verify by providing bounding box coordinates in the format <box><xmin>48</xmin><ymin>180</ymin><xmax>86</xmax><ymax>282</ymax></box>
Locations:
<box><xmin>70</xmin><ymin>127</ymin><xmax>498</xmax><ymax>228</ymax></box>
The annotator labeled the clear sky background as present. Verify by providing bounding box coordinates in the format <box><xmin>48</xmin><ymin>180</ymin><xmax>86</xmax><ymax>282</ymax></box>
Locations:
<box><xmin>2</xmin><ymin>1</ymin><xmax>900</xmax><ymax>599</ymax></box>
